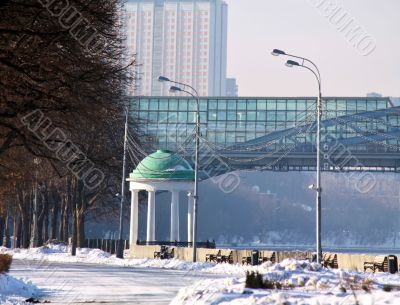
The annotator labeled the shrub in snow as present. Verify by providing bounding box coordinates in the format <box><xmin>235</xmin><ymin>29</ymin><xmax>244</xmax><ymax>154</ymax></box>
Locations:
<box><xmin>383</xmin><ymin>284</ymin><xmax>394</xmax><ymax>292</ymax></box>
<box><xmin>245</xmin><ymin>271</ymin><xmax>284</xmax><ymax>290</ymax></box>
<box><xmin>245</xmin><ymin>271</ymin><xmax>264</xmax><ymax>289</ymax></box>
<box><xmin>0</xmin><ymin>254</ymin><xmax>12</xmax><ymax>273</ymax></box>
<box><xmin>45</xmin><ymin>239</ymin><xmax>67</xmax><ymax>246</ymax></box>
<box><xmin>297</xmin><ymin>276</ymin><xmax>305</xmax><ymax>287</ymax></box>
<box><xmin>362</xmin><ymin>278</ymin><xmax>373</xmax><ymax>292</ymax></box>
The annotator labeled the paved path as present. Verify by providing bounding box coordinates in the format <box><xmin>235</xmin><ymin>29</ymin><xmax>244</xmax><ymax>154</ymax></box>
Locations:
<box><xmin>10</xmin><ymin>260</ymin><xmax>224</xmax><ymax>305</ymax></box>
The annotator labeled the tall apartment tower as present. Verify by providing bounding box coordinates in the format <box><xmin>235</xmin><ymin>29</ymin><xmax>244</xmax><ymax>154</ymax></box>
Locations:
<box><xmin>226</xmin><ymin>78</ymin><xmax>238</xmax><ymax>96</ymax></box>
<box><xmin>124</xmin><ymin>0</ymin><xmax>228</xmax><ymax>96</ymax></box>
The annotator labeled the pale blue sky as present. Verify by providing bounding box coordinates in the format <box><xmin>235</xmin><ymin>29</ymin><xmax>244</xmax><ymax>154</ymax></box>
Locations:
<box><xmin>224</xmin><ymin>0</ymin><xmax>400</xmax><ymax>97</ymax></box>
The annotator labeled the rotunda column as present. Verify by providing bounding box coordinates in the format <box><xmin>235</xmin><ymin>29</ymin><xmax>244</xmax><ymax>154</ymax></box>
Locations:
<box><xmin>187</xmin><ymin>192</ymin><xmax>194</xmax><ymax>243</ymax></box>
<box><xmin>170</xmin><ymin>190</ymin><xmax>180</xmax><ymax>242</ymax></box>
<box><xmin>129</xmin><ymin>190</ymin><xmax>139</xmax><ymax>246</ymax></box>
<box><xmin>146</xmin><ymin>190</ymin><xmax>156</xmax><ymax>242</ymax></box>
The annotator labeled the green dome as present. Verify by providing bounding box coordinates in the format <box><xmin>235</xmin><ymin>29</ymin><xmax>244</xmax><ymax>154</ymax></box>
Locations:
<box><xmin>130</xmin><ymin>150</ymin><xmax>194</xmax><ymax>180</ymax></box>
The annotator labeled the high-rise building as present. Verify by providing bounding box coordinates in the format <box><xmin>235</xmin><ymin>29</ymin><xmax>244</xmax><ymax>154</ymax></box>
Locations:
<box><xmin>226</xmin><ymin>78</ymin><xmax>238</xmax><ymax>96</ymax></box>
<box><xmin>124</xmin><ymin>0</ymin><xmax>228</xmax><ymax>97</ymax></box>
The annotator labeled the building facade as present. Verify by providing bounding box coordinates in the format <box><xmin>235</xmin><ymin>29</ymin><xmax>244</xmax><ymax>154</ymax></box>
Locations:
<box><xmin>132</xmin><ymin>96</ymin><xmax>399</xmax><ymax>152</ymax></box>
<box><xmin>226</xmin><ymin>78</ymin><xmax>238</xmax><ymax>97</ymax></box>
<box><xmin>124</xmin><ymin>0</ymin><xmax>228</xmax><ymax>96</ymax></box>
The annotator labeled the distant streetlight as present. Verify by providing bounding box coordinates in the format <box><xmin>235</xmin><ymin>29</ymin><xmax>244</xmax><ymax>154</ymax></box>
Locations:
<box><xmin>158</xmin><ymin>76</ymin><xmax>200</xmax><ymax>263</ymax></box>
<box><xmin>285</xmin><ymin>60</ymin><xmax>300</xmax><ymax>68</ymax></box>
<box><xmin>271</xmin><ymin>49</ymin><xmax>323</xmax><ymax>264</ymax></box>
<box><xmin>169</xmin><ymin>86</ymin><xmax>182</xmax><ymax>93</ymax></box>
<box><xmin>271</xmin><ymin>49</ymin><xmax>286</xmax><ymax>56</ymax></box>
<box><xmin>158</xmin><ymin>76</ymin><xmax>171</xmax><ymax>82</ymax></box>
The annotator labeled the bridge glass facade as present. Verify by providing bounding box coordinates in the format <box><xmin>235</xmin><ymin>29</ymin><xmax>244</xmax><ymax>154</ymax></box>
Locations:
<box><xmin>132</xmin><ymin>97</ymin><xmax>399</xmax><ymax>153</ymax></box>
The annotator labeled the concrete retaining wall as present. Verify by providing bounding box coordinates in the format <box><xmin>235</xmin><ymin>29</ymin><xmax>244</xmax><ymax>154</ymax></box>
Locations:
<box><xmin>336</xmin><ymin>253</ymin><xmax>376</xmax><ymax>272</ymax></box>
<box><xmin>129</xmin><ymin>245</ymin><xmax>398</xmax><ymax>272</ymax></box>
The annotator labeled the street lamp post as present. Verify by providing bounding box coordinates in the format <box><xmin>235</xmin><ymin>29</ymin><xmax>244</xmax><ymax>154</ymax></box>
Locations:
<box><xmin>158</xmin><ymin>76</ymin><xmax>200</xmax><ymax>263</ymax></box>
<box><xmin>31</xmin><ymin>158</ymin><xmax>41</xmax><ymax>248</ymax></box>
<box><xmin>117</xmin><ymin>104</ymin><xmax>129</xmax><ymax>259</ymax></box>
<box><xmin>271</xmin><ymin>49</ymin><xmax>323</xmax><ymax>263</ymax></box>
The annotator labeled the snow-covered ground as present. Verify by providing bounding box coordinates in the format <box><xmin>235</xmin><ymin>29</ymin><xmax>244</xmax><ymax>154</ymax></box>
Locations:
<box><xmin>3</xmin><ymin>245</ymin><xmax>400</xmax><ymax>304</ymax></box>
<box><xmin>0</xmin><ymin>273</ymin><xmax>40</xmax><ymax>305</ymax></box>
<box><xmin>9</xmin><ymin>260</ymin><xmax>223</xmax><ymax>305</ymax></box>
<box><xmin>171</xmin><ymin>259</ymin><xmax>400</xmax><ymax>305</ymax></box>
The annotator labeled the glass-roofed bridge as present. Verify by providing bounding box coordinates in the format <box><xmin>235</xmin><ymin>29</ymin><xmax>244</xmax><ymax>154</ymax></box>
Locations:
<box><xmin>131</xmin><ymin>96</ymin><xmax>400</xmax><ymax>175</ymax></box>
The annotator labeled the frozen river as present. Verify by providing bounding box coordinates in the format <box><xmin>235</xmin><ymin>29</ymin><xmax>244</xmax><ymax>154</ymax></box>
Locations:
<box><xmin>10</xmin><ymin>259</ymin><xmax>225</xmax><ymax>305</ymax></box>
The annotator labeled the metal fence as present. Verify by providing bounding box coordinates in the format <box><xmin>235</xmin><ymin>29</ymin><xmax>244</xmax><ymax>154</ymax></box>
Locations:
<box><xmin>136</xmin><ymin>240</ymin><xmax>216</xmax><ymax>249</ymax></box>
<box><xmin>84</xmin><ymin>239</ymin><xmax>216</xmax><ymax>254</ymax></box>
<box><xmin>84</xmin><ymin>239</ymin><xmax>129</xmax><ymax>255</ymax></box>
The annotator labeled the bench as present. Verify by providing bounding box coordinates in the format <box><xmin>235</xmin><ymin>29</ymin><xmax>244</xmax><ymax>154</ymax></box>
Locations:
<box><xmin>322</xmin><ymin>253</ymin><xmax>338</xmax><ymax>269</ymax></box>
<box><xmin>259</xmin><ymin>251</ymin><xmax>276</xmax><ymax>264</ymax></box>
<box><xmin>206</xmin><ymin>250</ymin><xmax>221</xmax><ymax>263</ymax></box>
<box><xmin>220</xmin><ymin>251</ymin><xmax>234</xmax><ymax>264</ymax></box>
<box><xmin>154</xmin><ymin>245</ymin><xmax>167</xmax><ymax>259</ymax></box>
<box><xmin>241</xmin><ymin>251</ymin><xmax>276</xmax><ymax>265</ymax></box>
<box><xmin>364</xmin><ymin>255</ymin><xmax>388</xmax><ymax>272</ymax></box>
<box><xmin>216</xmin><ymin>251</ymin><xmax>224</xmax><ymax>263</ymax></box>
<box><xmin>241</xmin><ymin>256</ymin><xmax>251</xmax><ymax>265</ymax></box>
<box><xmin>166</xmin><ymin>247</ymin><xmax>174</xmax><ymax>259</ymax></box>
<box><xmin>241</xmin><ymin>250</ymin><xmax>257</xmax><ymax>265</ymax></box>
<box><xmin>154</xmin><ymin>246</ymin><xmax>174</xmax><ymax>259</ymax></box>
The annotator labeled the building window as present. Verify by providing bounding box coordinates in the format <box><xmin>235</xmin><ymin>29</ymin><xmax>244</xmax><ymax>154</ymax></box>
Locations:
<box><xmin>139</xmin><ymin>99</ymin><xmax>149</xmax><ymax>110</ymax></box>
<box><xmin>277</xmin><ymin>100</ymin><xmax>286</xmax><ymax>110</ymax></box>
<box><xmin>149</xmin><ymin>99</ymin><xmax>158</xmax><ymax>110</ymax></box>
<box><xmin>237</xmin><ymin>100</ymin><xmax>246</xmax><ymax>110</ymax></box>
<box><xmin>227</xmin><ymin>111</ymin><xmax>236</xmax><ymax>121</ymax></box>
<box><xmin>257</xmin><ymin>111</ymin><xmax>266</xmax><ymax>121</ymax></box>
<box><xmin>247</xmin><ymin>111</ymin><xmax>256</xmax><ymax>121</ymax></box>
<box><xmin>237</xmin><ymin>111</ymin><xmax>246</xmax><ymax>121</ymax></box>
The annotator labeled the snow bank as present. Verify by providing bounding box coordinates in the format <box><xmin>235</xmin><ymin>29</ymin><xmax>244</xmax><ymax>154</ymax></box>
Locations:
<box><xmin>0</xmin><ymin>244</ymin><xmax>249</xmax><ymax>275</ymax></box>
<box><xmin>1</xmin><ymin>244</ymin><xmax>304</xmax><ymax>276</ymax></box>
<box><xmin>171</xmin><ymin>259</ymin><xmax>400</xmax><ymax>305</ymax></box>
<box><xmin>0</xmin><ymin>273</ymin><xmax>40</xmax><ymax>305</ymax></box>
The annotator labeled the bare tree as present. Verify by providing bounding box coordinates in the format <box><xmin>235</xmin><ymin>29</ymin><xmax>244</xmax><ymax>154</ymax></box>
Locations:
<box><xmin>0</xmin><ymin>0</ymin><xmax>140</xmax><ymax>250</ymax></box>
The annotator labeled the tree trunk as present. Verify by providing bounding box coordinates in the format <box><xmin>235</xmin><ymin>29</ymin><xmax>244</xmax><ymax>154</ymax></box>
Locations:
<box><xmin>13</xmin><ymin>210</ymin><xmax>17</xmax><ymax>248</ymax></box>
<box><xmin>71</xmin><ymin>207</ymin><xmax>77</xmax><ymax>256</ymax></box>
<box><xmin>16</xmin><ymin>186</ymin><xmax>31</xmax><ymax>249</ymax></box>
<box><xmin>58</xmin><ymin>197</ymin><xmax>65</xmax><ymax>241</ymax></box>
<box><xmin>62</xmin><ymin>202</ymin><xmax>69</xmax><ymax>242</ymax></box>
<box><xmin>0</xmin><ymin>216</ymin><xmax>5</xmax><ymax>246</ymax></box>
<box><xmin>4</xmin><ymin>213</ymin><xmax>11</xmax><ymax>248</ymax></box>
<box><xmin>44</xmin><ymin>208</ymin><xmax>49</xmax><ymax>243</ymax></box>
<box><xmin>36</xmin><ymin>183</ymin><xmax>49</xmax><ymax>247</ymax></box>
<box><xmin>31</xmin><ymin>184</ymin><xmax>38</xmax><ymax>247</ymax></box>
<box><xmin>77</xmin><ymin>212</ymin><xmax>85</xmax><ymax>248</ymax></box>
<box><xmin>16</xmin><ymin>217</ymin><xmax>22</xmax><ymax>248</ymax></box>
<box><xmin>50</xmin><ymin>191</ymin><xmax>60</xmax><ymax>240</ymax></box>
<box><xmin>36</xmin><ymin>218</ymin><xmax>43</xmax><ymax>246</ymax></box>
<box><xmin>64</xmin><ymin>177</ymin><xmax>72</xmax><ymax>243</ymax></box>
<box><xmin>21</xmin><ymin>216</ymin><xmax>30</xmax><ymax>248</ymax></box>
<box><xmin>76</xmin><ymin>180</ymin><xmax>85</xmax><ymax>248</ymax></box>
<box><xmin>71</xmin><ymin>177</ymin><xmax>78</xmax><ymax>255</ymax></box>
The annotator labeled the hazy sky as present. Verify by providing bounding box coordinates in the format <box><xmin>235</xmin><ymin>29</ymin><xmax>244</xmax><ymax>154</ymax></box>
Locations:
<box><xmin>224</xmin><ymin>0</ymin><xmax>400</xmax><ymax>97</ymax></box>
